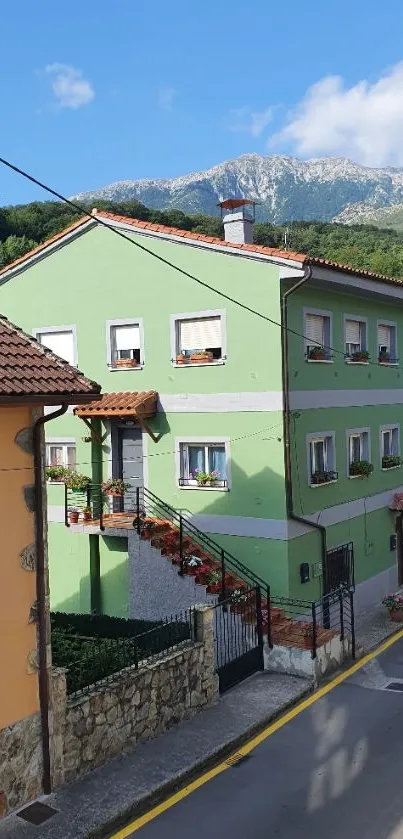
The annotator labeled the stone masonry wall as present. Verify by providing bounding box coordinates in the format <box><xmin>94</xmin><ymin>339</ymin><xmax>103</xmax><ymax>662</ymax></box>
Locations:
<box><xmin>52</xmin><ymin>605</ymin><xmax>218</xmax><ymax>784</ymax></box>
<box><xmin>0</xmin><ymin>713</ymin><xmax>43</xmax><ymax>818</ymax></box>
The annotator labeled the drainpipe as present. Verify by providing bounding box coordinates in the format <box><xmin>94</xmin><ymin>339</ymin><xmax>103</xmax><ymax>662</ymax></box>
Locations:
<box><xmin>33</xmin><ymin>402</ymin><xmax>69</xmax><ymax>795</ymax></box>
<box><xmin>281</xmin><ymin>265</ymin><xmax>328</xmax><ymax>583</ymax></box>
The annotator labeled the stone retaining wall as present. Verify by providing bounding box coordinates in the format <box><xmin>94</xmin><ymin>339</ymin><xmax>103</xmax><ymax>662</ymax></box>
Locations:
<box><xmin>52</xmin><ymin>605</ymin><xmax>218</xmax><ymax>784</ymax></box>
<box><xmin>0</xmin><ymin>713</ymin><xmax>43</xmax><ymax>818</ymax></box>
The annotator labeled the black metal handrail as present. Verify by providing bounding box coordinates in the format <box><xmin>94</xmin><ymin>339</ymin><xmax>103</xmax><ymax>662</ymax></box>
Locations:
<box><xmin>134</xmin><ymin>486</ymin><xmax>269</xmax><ymax>594</ymax></box>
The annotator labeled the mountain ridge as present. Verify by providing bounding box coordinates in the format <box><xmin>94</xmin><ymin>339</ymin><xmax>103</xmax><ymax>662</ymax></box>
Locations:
<box><xmin>72</xmin><ymin>153</ymin><xmax>403</xmax><ymax>225</ymax></box>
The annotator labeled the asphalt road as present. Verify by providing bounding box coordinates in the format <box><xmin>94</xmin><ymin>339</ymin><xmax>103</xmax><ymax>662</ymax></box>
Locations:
<box><xmin>123</xmin><ymin>637</ymin><xmax>403</xmax><ymax>839</ymax></box>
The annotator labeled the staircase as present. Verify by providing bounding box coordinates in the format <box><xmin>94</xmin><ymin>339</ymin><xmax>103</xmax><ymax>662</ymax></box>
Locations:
<box><xmin>134</xmin><ymin>488</ymin><xmax>337</xmax><ymax>650</ymax></box>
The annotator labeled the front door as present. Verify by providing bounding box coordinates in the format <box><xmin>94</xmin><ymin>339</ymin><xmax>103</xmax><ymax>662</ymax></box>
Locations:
<box><xmin>117</xmin><ymin>425</ymin><xmax>144</xmax><ymax>512</ymax></box>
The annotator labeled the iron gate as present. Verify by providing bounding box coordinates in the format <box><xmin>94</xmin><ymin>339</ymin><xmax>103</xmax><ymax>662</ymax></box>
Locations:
<box><xmin>213</xmin><ymin>586</ymin><xmax>264</xmax><ymax>692</ymax></box>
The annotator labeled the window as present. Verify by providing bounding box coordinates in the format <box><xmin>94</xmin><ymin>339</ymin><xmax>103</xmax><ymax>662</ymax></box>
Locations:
<box><xmin>178</xmin><ymin>440</ymin><xmax>229</xmax><ymax>489</ymax></box>
<box><xmin>378</xmin><ymin>322</ymin><xmax>397</xmax><ymax>363</ymax></box>
<box><xmin>35</xmin><ymin>328</ymin><xmax>75</xmax><ymax>366</ymax></box>
<box><xmin>107</xmin><ymin>320</ymin><xmax>143</xmax><ymax>369</ymax></box>
<box><xmin>347</xmin><ymin>428</ymin><xmax>370</xmax><ymax>476</ymax></box>
<box><xmin>171</xmin><ymin>310</ymin><xmax>226</xmax><ymax>365</ymax></box>
<box><xmin>46</xmin><ymin>442</ymin><xmax>76</xmax><ymax>472</ymax></box>
<box><xmin>307</xmin><ymin>433</ymin><xmax>336</xmax><ymax>485</ymax></box>
<box><xmin>380</xmin><ymin>425</ymin><xmax>400</xmax><ymax>468</ymax></box>
<box><xmin>344</xmin><ymin>317</ymin><xmax>367</xmax><ymax>359</ymax></box>
<box><xmin>304</xmin><ymin>310</ymin><xmax>331</xmax><ymax>361</ymax></box>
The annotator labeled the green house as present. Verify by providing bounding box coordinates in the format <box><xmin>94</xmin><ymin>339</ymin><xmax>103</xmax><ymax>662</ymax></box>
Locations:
<box><xmin>1</xmin><ymin>202</ymin><xmax>402</xmax><ymax>617</ymax></box>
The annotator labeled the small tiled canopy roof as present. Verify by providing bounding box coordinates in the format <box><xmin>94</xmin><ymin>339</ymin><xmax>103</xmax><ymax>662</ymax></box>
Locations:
<box><xmin>74</xmin><ymin>391</ymin><xmax>158</xmax><ymax>419</ymax></box>
<box><xmin>0</xmin><ymin>315</ymin><xmax>101</xmax><ymax>403</ymax></box>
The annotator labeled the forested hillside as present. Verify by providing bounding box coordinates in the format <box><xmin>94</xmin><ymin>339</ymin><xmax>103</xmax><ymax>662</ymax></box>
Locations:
<box><xmin>1</xmin><ymin>198</ymin><xmax>403</xmax><ymax>278</ymax></box>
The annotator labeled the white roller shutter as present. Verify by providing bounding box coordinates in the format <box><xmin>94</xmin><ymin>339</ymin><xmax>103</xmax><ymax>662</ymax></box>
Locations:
<box><xmin>378</xmin><ymin>324</ymin><xmax>390</xmax><ymax>350</ymax></box>
<box><xmin>305</xmin><ymin>314</ymin><xmax>324</xmax><ymax>346</ymax></box>
<box><xmin>114</xmin><ymin>325</ymin><xmax>140</xmax><ymax>350</ymax></box>
<box><xmin>179</xmin><ymin>317</ymin><xmax>222</xmax><ymax>351</ymax></box>
<box><xmin>39</xmin><ymin>331</ymin><xmax>75</xmax><ymax>365</ymax></box>
<box><xmin>345</xmin><ymin>320</ymin><xmax>360</xmax><ymax>345</ymax></box>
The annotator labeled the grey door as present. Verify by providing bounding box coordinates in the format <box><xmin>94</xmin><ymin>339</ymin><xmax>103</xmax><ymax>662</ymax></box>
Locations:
<box><xmin>118</xmin><ymin>425</ymin><xmax>144</xmax><ymax>512</ymax></box>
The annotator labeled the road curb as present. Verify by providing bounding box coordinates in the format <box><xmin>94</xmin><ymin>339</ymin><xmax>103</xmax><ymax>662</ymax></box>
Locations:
<box><xmin>88</xmin><ymin>682</ymin><xmax>314</xmax><ymax>839</ymax></box>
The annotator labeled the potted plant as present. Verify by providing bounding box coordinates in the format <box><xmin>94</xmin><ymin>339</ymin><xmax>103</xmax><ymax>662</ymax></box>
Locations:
<box><xmin>382</xmin><ymin>454</ymin><xmax>402</xmax><ymax>469</ymax></box>
<box><xmin>69</xmin><ymin>509</ymin><xmax>79</xmax><ymax>524</ymax></box>
<box><xmin>82</xmin><ymin>506</ymin><xmax>92</xmax><ymax>522</ymax></box>
<box><xmin>101</xmin><ymin>478</ymin><xmax>130</xmax><ymax>497</ymax></box>
<box><xmin>349</xmin><ymin>350</ymin><xmax>370</xmax><ymax>363</ymax></box>
<box><xmin>176</xmin><ymin>353</ymin><xmax>190</xmax><ymax>365</ymax></box>
<box><xmin>206</xmin><ymin>569</ymin><xmax>222</xmax><ymax>594</ymax></box>
<box><xmin>190</xmin><ymin>351</ymin><xmax>213</xmax><ymax>364</ymax></box>
<box><xmin>65</xmin><ymin>471</ymin><xmax>91</xmax><ymax>492</ymax></box>
<box><xmin>311</xmin><ymin>470</ymin><xmax>335</xmax><ymax>485</ymax></box>
<box><xmin>301</xmin><ymin>624</ymin><xmax>315</xmax><ymax>649</ymax></box>
<box><xmin>46</xmin><ymin>465</ymin><xmax>68</xmax><ymax>482</ymax></box>
<box><xmin>114</xmin><ymin>357</ymin><xmax>137</xmax><ymax>369</ymax></box>
<box><xmin>379</xmin><ymin>350</ymin><xmax>391</xmax><ymax>364</ymax></box>
<box><xmin>193</xmin><ymin>468</ymin><xmax>220</xmax><ymax>486</ymax></box>
<box><xmin>382</xmin><ymin>593</ymin><xmax>403</xmax><ymax>622</ymax></box>
<box><xmin>195</xmin><ymin>563</ymin><xmax>212</xmax><ymax>585</ymax></box>
<box><xmin>307</xmin><ymin>346</ymin><xmax>327</xmax><ymax>361</ymax></box>
<box><xmin>349</xmin><ymin>460</ymin><xmax>374</xmax><ymax>478</ymax></box>
<box><xmin>182</xmin><ymin>555</ymin><xmax>203</xmax><ymax>575</ymax></box>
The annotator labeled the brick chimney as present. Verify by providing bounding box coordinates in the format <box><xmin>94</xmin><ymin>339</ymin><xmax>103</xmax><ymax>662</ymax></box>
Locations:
<box><xmin>217</xmin><ymin>198</ymin><xmax>256</xmax><ymax>245</ymax></box>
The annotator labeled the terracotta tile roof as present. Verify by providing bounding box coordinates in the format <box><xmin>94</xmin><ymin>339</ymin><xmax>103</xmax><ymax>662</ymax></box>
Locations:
<box><xmin>0</xmin><ymin>315</ymin><xmax>101</xmax><ymax>401</ymax></box>
<box><xmin>1</xmin><ymin>206</ymin><xmax>403</xmax><ymax>288</ymax></box>
<box><xmin>74</xmin><ymin>390</ymin><xmax>158</xmax><ymax>419</ymax></box>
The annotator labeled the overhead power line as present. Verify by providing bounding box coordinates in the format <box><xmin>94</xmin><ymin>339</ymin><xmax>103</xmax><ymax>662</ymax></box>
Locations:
<box><xmin>0</xmin><ymin>155</ymin><xmax>397</xmax><ymax>369</ymax></box>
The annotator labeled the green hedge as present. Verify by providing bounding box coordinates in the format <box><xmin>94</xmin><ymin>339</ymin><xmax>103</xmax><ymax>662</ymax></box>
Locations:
<box><xmin>51</xmin><ymin>611</ymin><xmax>159</xmax><ymax>639</ymax></box>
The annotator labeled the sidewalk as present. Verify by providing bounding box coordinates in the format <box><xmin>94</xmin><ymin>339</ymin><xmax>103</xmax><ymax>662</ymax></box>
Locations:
<box><xmin>355</xmin><ymin>599</ymin><xmax>403</xmax><ymax>652</ymax></box>
<box><xmin>0</xmin><ymin>672</ymin><xmax>311</xmax><ymax>839</ymax></box>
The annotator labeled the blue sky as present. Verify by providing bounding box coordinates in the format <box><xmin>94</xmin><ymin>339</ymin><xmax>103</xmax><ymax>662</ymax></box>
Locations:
<box><xmin>2</xmin><ymin>0</ymin><xmax>403</xmax><ymax>205</ymax></box>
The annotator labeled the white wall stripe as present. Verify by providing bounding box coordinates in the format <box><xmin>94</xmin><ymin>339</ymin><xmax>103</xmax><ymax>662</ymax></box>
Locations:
<box><xmin>158</xmin><ymin>391</ymin><xmax>283</xmax><ymax>413</ymax></box>
<box><xmin>290</xmin><ymin>389</ymin><xmax>403</xmax><ymax>410</ymax></box>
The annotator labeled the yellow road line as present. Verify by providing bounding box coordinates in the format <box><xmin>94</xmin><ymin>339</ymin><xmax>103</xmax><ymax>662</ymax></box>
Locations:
<box><xmin>110</xmin><ymin>626</ymin><xmax>403</xmax><ymax>838</ymax></box>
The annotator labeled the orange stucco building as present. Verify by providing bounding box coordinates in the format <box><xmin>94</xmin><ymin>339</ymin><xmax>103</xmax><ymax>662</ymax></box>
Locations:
<box><xmin>0</xmin><ymin>315</ymin><xmax>100</xmax><ymax>819</ymax></box>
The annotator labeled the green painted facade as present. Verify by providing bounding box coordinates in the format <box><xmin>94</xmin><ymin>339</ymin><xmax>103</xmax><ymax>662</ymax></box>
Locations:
<box><xmin>1</xmin><ymin>218</ymin><xmax>403</xmax><ymax>613</ymax></box>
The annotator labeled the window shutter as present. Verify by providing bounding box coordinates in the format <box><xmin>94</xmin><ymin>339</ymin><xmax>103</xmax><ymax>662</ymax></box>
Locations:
<box><xmin>114</xmin><ymin>325</ymin><xmax>140</xmax><ymax>351</ymax></box>
<box><xmin>179</xmin><ymin>317</ymin><xmax>222</xmax><ymax>351</ymax></box>
<box><xmin>378</xmin><ymin>324</ymin><xmax>390</xmax><ymax>349</ymax></box>
<box><xmin>345</xmin><ymin>320</ymin><xmax>360</xmax><ymax>345</ymax></box>
<box><xmin>305</xmin><ymin>314</ymin><xmax>324</xmax><ymax>346</ymax></box>
<box><xmin>39</xmin><ymin>331</ymin><xmax>75</xmax><ymax>365</ymax></box>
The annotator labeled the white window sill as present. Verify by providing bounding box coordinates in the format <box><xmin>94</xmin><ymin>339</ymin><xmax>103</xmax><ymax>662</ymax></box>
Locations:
<box><xmin>309</xmin><ymin>479</ymin><xmax>338</xmax><ymax>488</ymax></box>
<box><xmin>379</xmin><ymin>362</ymin><xmax>399</xmax><ymax>367</ymax></box>
<box><xmin>348</xmin><ymin>474</ymin><xmax>363</xmax><ymax>479</ymax></box>
<box><xmin>172</xmin><ymin>360</ymin><xmax>225</xmax><ymax>368</ymax></box>
<box><xmin>178</xmin><ymin>485</ymin><xmax>229</xmax><ymax>492</ymax></box>
<box><xmin>306</xmin><ymin>359</ymin><xmax>333</xmax><ymax>364</ymax></box>
<box><xmin>46</xmin><ymin>479</ymin><xmax>65</xmax><ymax>484</ymax></box>
<box><xmin>345</xmin><ymin>360</ymin><xmax>369</xmax><ymax>365</ymax></box>
<box><xmin>381</xmin><ymin>465</ymin><xmax>402</xmax><ymax>471</ymax></box>
<box><xmin>108</xmin><ymin>364</ymin><xmax>144</xmax><ymax>372</ymax></box>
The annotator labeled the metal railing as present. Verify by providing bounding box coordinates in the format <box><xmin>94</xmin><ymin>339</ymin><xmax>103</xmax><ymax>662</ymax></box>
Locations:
<box><xmin>134</xmin><ymin>486</ymin><xmax>269</xmax><ymax>595</ymax></box>
<box><xmin>53</xmin><ymin>609</ymin><xmax>195</xmax><ymax>696</ymax></box>
<box><xmin>267</xmin><ymin>586</ymin><xmax>355</xmax><ymax>660</ymax></box>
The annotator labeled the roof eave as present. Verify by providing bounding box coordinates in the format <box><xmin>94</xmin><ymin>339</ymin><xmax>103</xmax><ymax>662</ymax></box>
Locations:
<box><xmin>0</xmin><ymin>391</ymin><xmax>102</xmax><ymax>406</ymax></box>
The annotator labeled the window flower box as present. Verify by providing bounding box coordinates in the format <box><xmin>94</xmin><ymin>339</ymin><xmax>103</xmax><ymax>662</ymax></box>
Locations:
<box><xmin>311</xmin><ymin>470</ymin><xmax>338</xmax><ymax>485</ymax></box>
<box><xmin>348</xmin><ymin>350</ymin><xmax>370</xmax><ymax>363</ymax></box>
<box><xmin>46</xmin><ymin>465</ymin><xmax>69</xmax><ymax>483</ymax></box>
<box><xmin>382</xmin><ymin>455</ymin><xmax>402</xmax><ymax>470</ymax></box>
<box><xmin>307</xmin><ymin>346</ymin><xmax>328</xmax><ymax>361</ymax></box>
<box><xmin>190</xmin><ymin>351</ymin><xmax>214</xmax><ymax>364</ymax></box>
<box><xmin>348</xmin><ymin>460</ymin><xmax>374</xmax><ymax>478</ymax></box>
<box><xmin>114</xmin><ymin>358</ymin><xmax>137</xmax><ymax>369</ymax></box>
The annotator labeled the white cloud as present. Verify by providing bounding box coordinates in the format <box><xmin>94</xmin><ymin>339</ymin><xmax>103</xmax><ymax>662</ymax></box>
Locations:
<box><xmin>227</xmin><ymin>106</ymin><xmax>273</xmax><ymax>137</ymax></box>
<box><xmin>158</xmin><ymin>86</ymin><xmax>176</xmax><ymax>110</ymax></box>
<box><xmin>45</xmin><ymin>64</ymin><xmax>94</xmax><ymax>110</ymax></box>
<box><xmin>275</xmin><ymin>63</ymin><xmax>403</xmax><ymax>166</ymax></box>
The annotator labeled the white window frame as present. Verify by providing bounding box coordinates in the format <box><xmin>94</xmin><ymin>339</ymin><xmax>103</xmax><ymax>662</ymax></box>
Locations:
<box><xmin>380</xmin><ymin>424</ymin><xmax>401</xmax><ymax>468</ymax></box>
<box><xmin>46</xmin><ymin>438</ymin><xmax>76</xmax><ymax>477</ymax></box>
<box><xmin>175</xmin><ymin>436</ymin><xmax>231</xmax><ymax>490</ymax></box>
<box><xmin>106</xmin><ymin>318</ymin><xmax>144</xmax><ymax>370</ymax></box>
<box><xmin>346</xmin><ymin>427</ymin><xmax>371</xmax><ymax>477</ymax></box>
<box><xmin>170</xmin><ymin>310</ymin><xmax>226</xmax><ymax>367</ymax></box>
<box><xmin>306</xmin><ymin>431</ymin><xmax>336</xmax><ymax>487</ymax></box>
<box><xmin>33</xmin><ymin>325</ymin><xmax>77</xmax><ymax>367</ymax></box>
<box><xmin>344</xmin><ymin>314</ymin><xmax>368</xmax><ymax>361</ymax></box>
<box><xmin>377</xmin><ymin>319</ymin><xmax>398</xmax><ymax>365</ymax></box>
<box><xmin>303</xmin><ymin>307</ymin><xmax>333</xmax><ymax>362</ymax></box>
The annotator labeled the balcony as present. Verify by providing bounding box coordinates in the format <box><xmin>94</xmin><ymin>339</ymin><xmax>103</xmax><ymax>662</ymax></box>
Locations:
<box><xmin>64</xmin><ymin>484</ymin><xmax>136</xmax><ymax>531</ymax></box>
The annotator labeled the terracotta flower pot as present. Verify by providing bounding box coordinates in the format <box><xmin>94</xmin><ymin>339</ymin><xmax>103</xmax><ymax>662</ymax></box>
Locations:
<box><xmin>69</xmin><ymin>512</ymin><xmax>79</xmax><ymax>524</ymax></box>
<box><xmin>82</xmin><ymin>513</ymin><xmax>92</xmax><ymax>522</ymax></box>
<box><xmin>115</xmin><ymin>358</ymin><xmax>137</xmax><ymax>368</ymax></box>
<box><xmin>390</xmin><ymin>609</ymin><xmax>403</xmax><ymax>622</ymax></box>
<box><xmin>176</xmin><ymin>355</ymin><xmax>189</xmax><ymax>364</ymax></box>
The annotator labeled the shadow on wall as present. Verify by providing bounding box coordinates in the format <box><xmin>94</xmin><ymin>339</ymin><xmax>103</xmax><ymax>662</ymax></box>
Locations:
<box><xmin>52</xmin><ymin>552</ymin><xmax>129</xmax><ymax>618</ymax></box>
